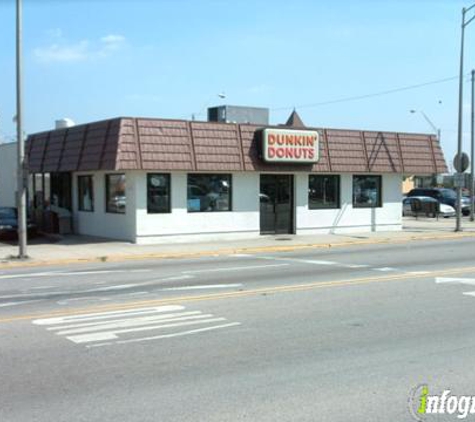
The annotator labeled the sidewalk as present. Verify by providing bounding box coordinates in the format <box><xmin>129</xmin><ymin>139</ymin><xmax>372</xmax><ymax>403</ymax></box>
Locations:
<box><xmin>1</xmin><ymin>217</ymin><xmax>475</xmax><ymax>269</ymax></box>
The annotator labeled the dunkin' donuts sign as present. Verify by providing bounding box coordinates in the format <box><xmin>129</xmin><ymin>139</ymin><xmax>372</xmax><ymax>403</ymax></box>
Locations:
<box><xmin>262</xmin><ymin>129</ymin><xmax>319</xmax><ymax>163</ymax></box>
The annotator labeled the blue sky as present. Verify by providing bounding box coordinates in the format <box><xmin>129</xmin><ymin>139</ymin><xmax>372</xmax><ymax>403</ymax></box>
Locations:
<box><xmin>0</xmin><ymin>0</ymin><xmax>474</xmax><ymax>165</ymax></box>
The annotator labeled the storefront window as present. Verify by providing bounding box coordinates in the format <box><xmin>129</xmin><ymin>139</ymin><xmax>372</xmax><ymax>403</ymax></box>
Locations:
<box><xmin>353</xmin><ymin>175</ymin><xmax>382</xmax><ymax>208</ymax></box>
<box><xmin>106</xmin><ymin>174</ymin><xmax>126</xmax><ymax>214</ymax></box>
<box><xmin>78</xmin><ymin>175</ymin><xmax>94</xmax><ymax>212</ymax></box>
<box><xmin>309</xmin><ymin>175</ymin><xmax>340</xmax><ymax>209</ymax></box>
<box><xmin>187</xmin><ymin>174</ymin><xmax>232</xmax><ymax>212</ymax></box>
<box><xmin>147</xmin><ymin>174</ymin><xmax>171</xmax><ymax>213</ymax></box>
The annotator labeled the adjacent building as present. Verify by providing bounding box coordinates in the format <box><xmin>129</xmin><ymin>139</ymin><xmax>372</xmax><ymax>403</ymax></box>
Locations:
<box><xmin>0</xmin><ymin>142</ymin><xmax>18</xmax><ymax>208</ymax></box>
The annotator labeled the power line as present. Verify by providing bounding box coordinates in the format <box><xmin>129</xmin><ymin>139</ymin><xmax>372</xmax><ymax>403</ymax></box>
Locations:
<box><xmin>271</xmin><ymin>75</ymin><xmax>463</xmax><ymax>112</ymax></box>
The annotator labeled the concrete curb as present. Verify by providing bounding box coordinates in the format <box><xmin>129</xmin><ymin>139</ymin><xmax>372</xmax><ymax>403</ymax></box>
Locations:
<box><xmin>1</xmin><ymin>231</ymin><xmax>475</xmax><ymax>270</ymax></box>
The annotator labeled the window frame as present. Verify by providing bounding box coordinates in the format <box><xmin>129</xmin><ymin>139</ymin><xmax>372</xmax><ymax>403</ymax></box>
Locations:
<box><xmin>308</xmin><ymin>175</ymin><xmax>340</xmax><ymax>210</ymax></box>
<box><xmin>352</xmin><ymin>175</ymin><xmax>382</xmax><ymax>208</ymax></box>
<box><xmin>77</xmin><ymin>175</ymin><xmax>94</xmax><ymax>212</ymax></box>
<box><xmin>187</xmin><ymin>173</ymin><xmax>233</xmax><ymax>213</ymax></box>
<box><xmin>105</xmin><ymin>173</ymin><xmax>126</xmax><ymax>214</ymax></box>
<box><xmin>147</xmin><ymin>173</ymin><xmax>171</xmax><ymax>214</ymax></box>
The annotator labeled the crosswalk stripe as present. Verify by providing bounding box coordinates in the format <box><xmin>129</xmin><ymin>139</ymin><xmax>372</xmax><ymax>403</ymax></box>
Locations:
<box><xmin>46</xmin><ymin>311</ymin><xmax>200</xmax><ymax>331</ymax></box>
<box><xmin>56</xmin><ymin>314</ymin><xmax>214</xmax><ymax>336</ymax></box>
<box><xmin>32</xmin><ymin>304</ymin><xmax>239</xmax><ymax>347</ymax></box>
<box><xmin>66</xmin><ymin>317</ymin><xmax>227</xmax><ymax>344</ymax></box>
<box><xmin>32</xmin><ymin>305</ymin><xmax>185</xmax><ymax>325</ymax></box>
<box><xmin>86</xmin><ymin>322</ymin><xmax>242</xmax><ymax>348</ymax></box>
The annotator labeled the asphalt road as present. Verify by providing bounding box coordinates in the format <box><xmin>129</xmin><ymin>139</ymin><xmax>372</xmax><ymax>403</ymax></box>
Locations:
<box><xmin>1</xmin><ymin>238</ymin><xmax>475</xmax><ymax>421</ymax></box>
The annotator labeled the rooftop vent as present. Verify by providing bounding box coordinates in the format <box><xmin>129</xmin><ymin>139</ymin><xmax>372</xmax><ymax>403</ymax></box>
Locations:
<box><xmin>207</xmin><ymin>105</ymin><xmax>269</xmax><ymax>125</ymax></box>
<box><xmin>55</xmin><ymin>118</ymin><xmax>75</xmax><ymax>129</ymax></box>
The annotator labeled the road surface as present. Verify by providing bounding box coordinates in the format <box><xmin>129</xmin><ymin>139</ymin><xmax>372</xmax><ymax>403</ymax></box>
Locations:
<box><xmin>1</xmin><ymin>237</ymin><xmax>475</xmax><ymax>421</ymax></box>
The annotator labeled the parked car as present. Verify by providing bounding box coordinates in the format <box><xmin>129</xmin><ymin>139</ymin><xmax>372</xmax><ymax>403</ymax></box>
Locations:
<box><xmin>402</xmin><ymin>196</ymin><xmax>455</xmax><ymax>218</ymax></box>
<box><xmin>406</xmin><ymin>188</ymin><xmax>470</xmax><ymax>216</ymax></box>
<box><xmin>0</xmin><ymin>207</ymin><xmax>37</xmax><ymax>239</ymax></box>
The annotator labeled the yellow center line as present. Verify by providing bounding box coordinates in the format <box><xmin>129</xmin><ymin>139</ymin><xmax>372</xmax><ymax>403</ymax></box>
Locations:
<box><xmin>1</xmin><ymin>265</ymin><xmax>475</xmax><ymax>324</ymax></box>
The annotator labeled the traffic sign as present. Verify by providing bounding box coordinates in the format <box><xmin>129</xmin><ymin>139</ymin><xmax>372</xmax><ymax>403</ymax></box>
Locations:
<box><xmin>453</xmin><ymin>152</ymin><xmax>470</xmax><ymax>173</ymax></box>
<box><xmin>453</xmin><ymin>172</ymin><xmax>466</xmax><ymax>188</ymax></box>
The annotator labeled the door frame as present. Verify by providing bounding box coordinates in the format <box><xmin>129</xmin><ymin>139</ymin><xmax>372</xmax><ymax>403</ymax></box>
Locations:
<box><xmin>259</xmin><ymin>173</ymin><xmax>295</xmax><ymax>235</ymax></box>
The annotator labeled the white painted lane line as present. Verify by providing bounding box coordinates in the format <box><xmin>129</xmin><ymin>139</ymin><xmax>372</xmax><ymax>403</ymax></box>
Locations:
<box><xmin>298</xmin><ymin>260</ymin><xmax>338</xmax><ymax>265</ymax></box>
<box><xmin>373</xmin><ymin>267</ymin><xmax>398</xmax><ymax>272</ymax></box>
<box><xmin>182</xmin><ymin>263</ymin><xmax>289</xmax><ymax>274</ymax></box>
<box><xmin>32</xmin><ymin>305</ymin><xmax>185</xmax><ymax>325</ymax></box>
<box><xmin>66</xmin><ymin>317</ymin><xmax>227</xmax><ymax>343</ymax></box>
<box><xmin>0</xmin><ymin>299</ymin><xmax>42</xmax><ymax>308</ymax></box>
<box><xmin>255</xmin><ymin>255</ymin><xmax>370</xmax><ymax>268</ymax></box>
<box><xmin>256</xmin><ymin>256</ymin><xmax>339</xmax><ymax>266</ymax></box>
<box><xmin>82</xmin><ymin>284</ymin><xmax>138</xmax><ymax>292</ymax></box>
<box><xmin>0</xmin><ymin>269</ymin><xmax>152</xmax><ymax>280</ymax></box>
<box><xmin>436</xmin><ymin>277</ymin><xmax>475</xmax><ymax>286</ymax></box>
<box><xmin>28</xmin><ymin>286</ymin><xmax>56</xmax><ymax>290</ymax></box>
<box><xmin>346</xmin><ymin>264</ymin><xmax>370</xmax><ymax>269</ymax></box>
<box><xmin>0</xmin><ymin>291</ymin><xmax>71</xmax><ymax>300</ymax></box>
<box><xmin>161</xmin><ymin>284</ymin><xmax>243</xmax><ymax>292</ymax></box>
<box><xmin>0</xmin><ymin>284</ymin><xmax>141</xmax><ymax>301</ymax></box>
<box><xmin>159</xmin><ymin>275</ymin><xmax>194</xmax><ymax>282</ymax></box>
<box><xmin>86</xmin><ymin>322</ymin><xmax>242</xmax><ymax>348</ymax></box>
<box><xmin>462</xmin><ymin>292</ymin><xmax>475</xmax><ymax>297</ymax></box>
<box><xmin>0</xmin><ymin>272</ymin><xmax>58</xmax><ymax>280</ymax></box>
<box><xmin>57</xmin><ymin>270</ymin><xmax>128</xmax><ymax>276</ymax></box>
<box><xmin>56</xmin><ymin>297</ymin><xmax>107</xmax><ymax>305</ymax></box>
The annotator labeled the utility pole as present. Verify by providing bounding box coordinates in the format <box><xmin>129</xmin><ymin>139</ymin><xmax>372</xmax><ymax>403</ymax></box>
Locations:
<box><xmin>471</xmin><ymin>69</ymin><xmax>475</xmax><ymax>222</ymax></box>
<box><xmin>16</xmin><ymin>0</ymin><xmax>27</xmax><ymax>258</ymax></box>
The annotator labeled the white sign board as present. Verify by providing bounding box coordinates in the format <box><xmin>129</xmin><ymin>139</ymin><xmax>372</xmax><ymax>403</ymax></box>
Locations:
<box><xmin>453</xmin><ymin>173</ymin><xmax>466</xmax><ymax>188</ymax></box>
<box><xmin>262</xmin><ymin>129</ymin><xmax>319</xmax><ymax>164</ymax></box>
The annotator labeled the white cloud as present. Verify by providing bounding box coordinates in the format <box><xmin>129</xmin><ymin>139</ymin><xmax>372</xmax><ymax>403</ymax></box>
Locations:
<box><xmin>34</xmin><ymin>40</ymin><xmax>90</xmax><ymax>63</ymax></box>
<box><xmin>99</xmin><ymin>34</ymin><xmax>126</xmax><ymax>54</ymax></box>
<box><xmin>34</xmin><ymin>33</ymin><xmax>126</xmax><ymax>63</ymax></box>
<box><xmin>101</xmin><ymin>34</ymin><xmax>126</xmax><ymax>44</ymax></box>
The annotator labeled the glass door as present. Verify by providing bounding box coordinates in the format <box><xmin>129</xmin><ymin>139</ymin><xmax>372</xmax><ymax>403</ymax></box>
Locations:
<box><xmin>260</xmin><ymin>175</ymin><xmax>294</xmax><ymax>234</ymax></box>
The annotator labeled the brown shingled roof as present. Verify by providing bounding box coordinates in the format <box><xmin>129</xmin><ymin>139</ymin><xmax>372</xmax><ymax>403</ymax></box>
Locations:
<box><xmin>26</xmin><ymin>117</ymin><xmax>447</xmax><ymax>175</ymax></box>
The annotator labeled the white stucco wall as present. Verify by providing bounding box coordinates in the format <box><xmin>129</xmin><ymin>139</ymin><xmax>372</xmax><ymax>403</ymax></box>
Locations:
<box><xmin>70</xmin><ymin>170</ymin><xmax>402</xmax><ymax>243</ymax></box>
<box><xmin>0</xmin><ymin>143</ymin><xmax>17</xmax><ymax>207</ymax></box>
<box><xmin>296</xmin><ymin>173</ymin><xmax>402</xmax><ymax>234</ymax></box>
<box><xmin>135</xmin><ymin>172</ymin><xmax>260</xmax><ymax>244</ymax></box>
<box><xmin>72</xmin><ymin>171</ymin><xmax>137</xmax><ymax>242</ymax></box>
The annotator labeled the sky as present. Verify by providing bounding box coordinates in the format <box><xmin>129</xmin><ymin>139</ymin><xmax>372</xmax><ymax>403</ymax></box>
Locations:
<box><xmin>0</xmin><ymin>0</ymin><xmax>475</xmax><ymax>168</ymax></box>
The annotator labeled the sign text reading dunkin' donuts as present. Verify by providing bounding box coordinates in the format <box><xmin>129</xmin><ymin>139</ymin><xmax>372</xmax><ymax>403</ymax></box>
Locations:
<box><xmin>262</xmin><ymin>129</ymin><xmax>319</xmax><ymax>163</ymax></box>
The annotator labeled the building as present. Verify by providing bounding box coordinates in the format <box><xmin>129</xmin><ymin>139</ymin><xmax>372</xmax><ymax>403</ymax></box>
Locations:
<box><xmin>25</xmin><ymin>111</ymin><xmax>447</xmax><ymax>243</ymax></box>
<box><xmin>0</xmin><ymin>142</ymin><xmax>18</xmax><ymax>208</ymax></box>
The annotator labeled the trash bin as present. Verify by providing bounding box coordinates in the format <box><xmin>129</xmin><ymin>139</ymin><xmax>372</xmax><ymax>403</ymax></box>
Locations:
<box><xmin>49</xmin><ymin>206</ymin><xmax>72</xmax><ymax>234</ymax></box>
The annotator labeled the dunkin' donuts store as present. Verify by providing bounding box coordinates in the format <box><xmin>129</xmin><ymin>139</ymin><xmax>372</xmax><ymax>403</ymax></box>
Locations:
<box><xmin>26</xmin><ymin>111</ymin><xmax>447</xmax><ymax>243</ymax></box>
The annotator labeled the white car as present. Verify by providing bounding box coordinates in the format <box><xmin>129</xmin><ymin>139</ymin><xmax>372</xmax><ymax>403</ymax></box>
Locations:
<box><xmin>402</xmin><ymin>196</ymin><xmax>455</xmax><ymax>218</ymax></box>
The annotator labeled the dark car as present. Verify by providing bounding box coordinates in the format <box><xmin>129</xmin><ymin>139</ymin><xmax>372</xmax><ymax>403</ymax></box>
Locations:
<box><xmin>0</xmin><ymin>207</ymin><xmax>36</xmax><ymax>239</ymax></box>
<box><xmin>406</xmin><ymin>188</ymin><xmax>470</xmax><ymax>216</ymax></box>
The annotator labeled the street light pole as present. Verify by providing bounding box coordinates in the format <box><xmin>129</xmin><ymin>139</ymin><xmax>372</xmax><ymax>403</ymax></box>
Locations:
<box><xmin>456</xmin><ymin>4</ymin><xmax>475</xmax><ymax>232</ymax></box>
<box><xmin>471</xmin><ymin>69</ymin><xmax>475</xmax><ymax>222</ymax></box>
<box><xmin>16</xmin><ymin>0</ymin><xmax>27</xmax><ymax>258</ymax></box>
<box><xmin>410</xmin><ymin>109</ymin><xmax>440</xmax><ymax>140</ymax></box>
